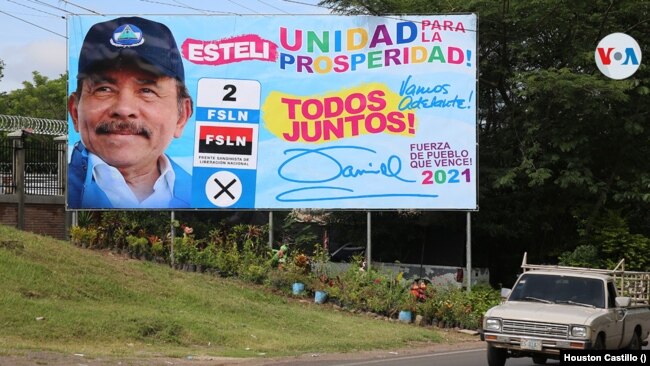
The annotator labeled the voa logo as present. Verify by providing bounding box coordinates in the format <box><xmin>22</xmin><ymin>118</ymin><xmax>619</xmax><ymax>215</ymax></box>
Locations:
<box><xmin>595</xmin><ymin>33</ymin><xmax>642</xmax><ymax>80</ymax></box>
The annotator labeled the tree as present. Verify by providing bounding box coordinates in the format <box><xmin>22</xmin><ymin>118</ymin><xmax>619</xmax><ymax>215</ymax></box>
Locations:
<box><xmin>0</xmin><ymin>71</ymin><xmax>68</xmax><ymax>174</ymax></box>
<box><xmin>0</xmin><ymin>71</ymin><xmax>67</xmax><ymax>120</ymax></box>
<box><xmin>560</xmin><ymin>210</ymin><xmax>650</xmax><ymax>271</ymax></box>
<box><xmin>0</xmin><ymin>58</ymin><xmax>4</xmax><ymax>82</ymax></box>
<box><xmin>319</xmin><ymin>0</ymin><xmax>650</xmax><ymax>279</ymax></box>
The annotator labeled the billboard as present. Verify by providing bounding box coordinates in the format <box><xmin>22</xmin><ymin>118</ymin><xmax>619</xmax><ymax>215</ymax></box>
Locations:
<box><xmin>67</xmin><ymin>14</ymin><xmax>477</xmax><ymax>210</ymax></box>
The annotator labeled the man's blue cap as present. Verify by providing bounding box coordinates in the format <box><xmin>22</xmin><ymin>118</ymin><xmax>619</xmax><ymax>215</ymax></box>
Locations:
<box><xmin>78</xmin><ymin>16</ymin><xmax>185</xmax><ymax>82</ymax></box>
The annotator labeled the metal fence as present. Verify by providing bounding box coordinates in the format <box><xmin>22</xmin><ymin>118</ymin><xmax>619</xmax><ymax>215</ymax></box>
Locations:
<box><xmin>24</xmin><ymin>140</ymin><xmax>65</xmax><ymax>196</ymax></box>
<box><xmin>0</xmin><ymin>118</ymin><xmax>68</xmax><ymax>237</ymax></box>
<box><xmin>0</xmin><ymin>137</ymin><xmax>15</xmax><ymax>194</ymax></box>
<box><xmin>0</xmin><ymin>114</ymin><xmax>67</xmax><ymax>135</ymax></box>
<box><xmin>1</xmin><ymin>129</ymin><xmax>66</xmax><ymax>197</ymax></box>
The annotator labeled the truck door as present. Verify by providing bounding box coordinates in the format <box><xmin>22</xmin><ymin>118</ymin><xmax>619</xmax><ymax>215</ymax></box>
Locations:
<box><xmin>604</xmin><ymin>282</ymin><xmax>625</xmax><ymax>349</ymax></box>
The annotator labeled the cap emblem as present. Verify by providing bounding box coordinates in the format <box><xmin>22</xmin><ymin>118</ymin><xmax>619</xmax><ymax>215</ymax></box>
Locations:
<box><xmin>110</xmin><ymin>24</ymin><xmax>144</xmax><ymax>48</ymax></box>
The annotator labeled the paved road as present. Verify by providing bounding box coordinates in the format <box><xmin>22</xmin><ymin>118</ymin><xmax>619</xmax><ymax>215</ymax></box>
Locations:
<box><xmin>260</xmin><ymin>336</ymin><xmax>650</xmax><ymax>366</ymax></box>
<box><xmin>262</xmin><ymin>347</ymin><xmax>486</xmax><ymax>366</ymax></box>
<box><xmin>1</xmin><ymin>337</ymin><xmax>646</xmax><ymax>366</ymax></box>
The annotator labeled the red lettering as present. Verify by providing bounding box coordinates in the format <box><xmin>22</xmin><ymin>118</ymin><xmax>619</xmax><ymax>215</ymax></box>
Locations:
<box><xmin>597</xmin><ymin>47</ymin><xmax>614</xmax><ymax>65</ymax></box>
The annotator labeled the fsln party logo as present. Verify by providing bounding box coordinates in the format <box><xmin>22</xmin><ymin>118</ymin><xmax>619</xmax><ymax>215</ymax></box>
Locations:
<box><xmin>595</xmin><ymin>33</ymin><xmax>642</xmax><ymax>80</ymax></box>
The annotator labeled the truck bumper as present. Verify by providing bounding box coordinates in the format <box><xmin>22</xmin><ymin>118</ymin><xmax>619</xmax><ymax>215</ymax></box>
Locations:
<box><xmin>483</xmin><ymin>332</ymin><xmax>591</xmax><ymax>356</ymax></box>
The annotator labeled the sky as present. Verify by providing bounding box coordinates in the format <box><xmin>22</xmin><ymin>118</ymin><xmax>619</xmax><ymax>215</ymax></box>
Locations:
<box><xmin>0</xmin><ymin>0</ymin><xmax>330</xmax><ymax>93</ymax></box>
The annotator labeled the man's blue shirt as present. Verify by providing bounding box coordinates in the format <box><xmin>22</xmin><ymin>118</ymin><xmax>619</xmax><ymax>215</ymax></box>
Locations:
<box><xmin>68</xmin><ymin>142</ymin><xmax>191</xmax><ymax>209</ymax></box>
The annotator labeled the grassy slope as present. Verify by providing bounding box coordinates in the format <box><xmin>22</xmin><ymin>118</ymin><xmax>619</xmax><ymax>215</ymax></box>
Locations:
<box><xmin>0</xmin><ymin>224</ymin><xmax>442</xmax><ymax>359</ymax></box>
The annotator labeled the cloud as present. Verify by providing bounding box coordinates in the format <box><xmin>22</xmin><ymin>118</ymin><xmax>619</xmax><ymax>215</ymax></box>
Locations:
<box><xmin>0</xmin><ymin>39</ymin><xmax>66</xmax><ymax>93</ymax></box>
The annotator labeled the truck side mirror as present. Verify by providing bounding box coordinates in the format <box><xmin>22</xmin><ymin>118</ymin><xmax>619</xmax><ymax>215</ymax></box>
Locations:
<box><xmin>500</xmin><ymin>288</ymin><xmax>511</xmax><ymax>298</ymax></box>
<box><xmin>615</xmin><ymin>296</ymin><xmax>631</xmax><ymax>308</ymax></box>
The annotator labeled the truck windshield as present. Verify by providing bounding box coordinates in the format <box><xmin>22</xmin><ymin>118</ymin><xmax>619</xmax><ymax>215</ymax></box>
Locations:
<box><xmin>509</xmin><ymin>273</ymin><xmax>605</xmax><ymax>308</ymax></box>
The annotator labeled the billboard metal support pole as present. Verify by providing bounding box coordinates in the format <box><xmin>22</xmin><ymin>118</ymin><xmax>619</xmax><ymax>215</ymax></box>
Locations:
<box><xmin>466</xmin><ymin>211</ymin><xmax>472</xmax><ymax>292</ymax></box>
<box><xmin>366</xmin><ymin>211</ymin><xmax>372</xmax><ymax>272</ymax></box>
<box><xmin>269</xmin><ymin>211</ymin><xmax>274</xmax><ymax>249</ymax></box>
<box><xmin>170</xmin><ymin>211</ymin><xmax>175</xmax><ymax>267</ymax></box>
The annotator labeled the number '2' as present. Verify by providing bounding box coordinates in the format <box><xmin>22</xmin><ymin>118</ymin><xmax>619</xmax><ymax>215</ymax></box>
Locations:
<box><xmin>223</xmin><ymin>84</ymin><xmax>237</xmax><ymax>101</ymax></box>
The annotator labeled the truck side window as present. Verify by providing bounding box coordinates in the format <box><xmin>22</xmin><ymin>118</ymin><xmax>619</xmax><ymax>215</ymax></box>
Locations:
<box><xmin>577</xmin><ymin>279</ymin><xmax>605</xmax><ymax>308</ymax></box>
<box><xmin>607</xmin><ymin>282</ymin><xmax>617</xmax><ymax>308</ymax></box>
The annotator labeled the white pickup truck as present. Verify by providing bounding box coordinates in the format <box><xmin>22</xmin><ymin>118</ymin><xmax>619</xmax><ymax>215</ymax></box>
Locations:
<box><xmin>482</xmin><ymin>253</ymin><xmax>650</xmax><ymax>366</ymax></box>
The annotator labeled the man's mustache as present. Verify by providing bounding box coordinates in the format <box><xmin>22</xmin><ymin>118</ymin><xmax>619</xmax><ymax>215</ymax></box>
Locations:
<box><xmin>95</xmin><ymin>121</ymin><xmax>152</xmax><ymax>138</ymax></box>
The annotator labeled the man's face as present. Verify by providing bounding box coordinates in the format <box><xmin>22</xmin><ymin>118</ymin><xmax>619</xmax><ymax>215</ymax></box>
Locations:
<box><xmin>69</xmin><ymin>68</ymin><xmax>191</xmax><ymax>172</ymax></box>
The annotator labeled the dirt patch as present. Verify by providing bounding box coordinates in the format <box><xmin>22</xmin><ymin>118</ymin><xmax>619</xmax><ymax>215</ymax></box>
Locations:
<box><xmin>0</xmin><ymin>330</ymin><xmax>483</xmax><ymax>366</ymax></box>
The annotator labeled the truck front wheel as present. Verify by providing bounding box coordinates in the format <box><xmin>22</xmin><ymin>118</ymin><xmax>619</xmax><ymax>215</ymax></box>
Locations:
<box><xmin>593</xmin><ymin>334</ymin><xmax>605</xmax><ymax>350</ymax></box>
<box><xmin>627</xmin><ymin>329</ymin><xmax>642</xmax><ymax>351</ymax></box>
<box><xmin>487</xmin><ymin>344</ymin><xmax>507</xmax><ymax>366</ymax></box>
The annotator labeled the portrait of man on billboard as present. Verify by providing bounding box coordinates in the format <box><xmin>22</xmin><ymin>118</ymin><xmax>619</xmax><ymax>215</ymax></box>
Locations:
<box><xmin>67</xmin><ymin>16</ymin><xmax>193</xmax><ymax>209</ymax></box>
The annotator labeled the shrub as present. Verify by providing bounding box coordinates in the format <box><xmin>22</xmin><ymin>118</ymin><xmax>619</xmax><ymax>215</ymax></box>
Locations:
<box><xmin>416</xmin><ymin>286</ymin><xmax>441</xmax><ymax>324</ymax></box>
<box><xmin>149</xmin><ymin>235</ymin><xmax>167</xmax><ymax>261</ymax></box>
<box><xmin>95</xmin><ymin>212</ymin><xmax>164</xmax><ymax>251</ymax></box>
<box><xmin>237</xmin><ymin>248</ymin><xmax>270</xmax><ymax>283</ymax></box>
<box><xmin>333</xmin><ymin>258</ymin><xmax>368</xmax><ymax>309</ymax></box>
<box><xmin>239</xmin><ymin>264</ymin><xmax>268</xmax><ymax>284</ymax></box>
<box><xmin>228</xmin><ymin>224</ymin><xmax>269</xmax><ymax>256</ymax></box>
<box><xmin>397</xmin><ymin>290</ymin><xmax>419</xmax><ymax>314</ymax></box>
<box><xmin>328</xmin><ymin>257</ymin><xmax>408</xmax><ymax>315</ymax></box>
<box><xmin>431</xmin><ymin>287</ymin><xmax>459</xmax><ymax>326</ymax></box>
<box><xmin>463</xmin><ymin>285</ymin><xmax>501</xmax><ymax>329</ymax></box>
<box><xmin>173</xmin><ymin>236</ymin><xmax>197</xmax><ymax>265</ymax></box>
<box><xmin>364</xmin><ymin>273</ymin><xmax>409</xmax><ymax>316</ymax></box>
<box><xmin>126</xmin><ymin>235</ymin><xmax>149</xmax><ymax>259</ymax></box>
<box><xmin>68</xmin><ymin>214</ymin><xmax>502</xmax><ymax>331</ymax></box>
<box><xmin>215</xmin><ymin>243</ymin><xmax>240</xmax><ymax>277</ymax></box>
<box><xmin>76</xmin><ymin>211</ymin><xmax>95</xmax><ymax>227</ymax></box>
<box><xmin>415</xmin><ymin>285</ymin><xmax>500</xmax><ymax>329</ymax></box>
<box><xmin>194</xmin><ymin>243</ymin><xmax>216</xmax><ymax>269</ymax></box>
<box><xmin>265</xmin><ymin>268</ymin><xmax>310</xmax><ymax>295</ymax></box>
<box><xmin>69</xmin><ymin>225</ymin><xmax>98</xmax><ymax>248</ymax></box>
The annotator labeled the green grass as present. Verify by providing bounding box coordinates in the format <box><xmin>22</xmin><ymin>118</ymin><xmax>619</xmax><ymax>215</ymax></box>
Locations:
<box><xmin>0</xmin><ymin>224</ymin><xmax>443</xmax><ymax>359</ymax></box>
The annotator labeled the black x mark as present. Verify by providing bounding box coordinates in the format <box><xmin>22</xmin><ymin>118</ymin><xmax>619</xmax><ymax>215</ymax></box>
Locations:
<box><xmin>214</xmin><ymin>178</ymin><xmax>237</xmax><ymax>200</ymax></box>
